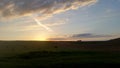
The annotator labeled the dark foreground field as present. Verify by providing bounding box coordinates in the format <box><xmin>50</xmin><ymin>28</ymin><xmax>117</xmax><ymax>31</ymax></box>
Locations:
<box><xmin>0</xmin><ymin>38</ymin><xmax>120</xmax><ymax>68</ymax></box>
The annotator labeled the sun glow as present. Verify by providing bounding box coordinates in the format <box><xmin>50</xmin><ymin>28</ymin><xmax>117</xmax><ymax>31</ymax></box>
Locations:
<box><xmin>33</xmin><ymin>34</ymin><xmax>49</xmax><ymax>41</ymax></box>
<box><xmin>35</xmin><ymin>36</ymin><xmax>48</xmax><ymax>41</ymax></box>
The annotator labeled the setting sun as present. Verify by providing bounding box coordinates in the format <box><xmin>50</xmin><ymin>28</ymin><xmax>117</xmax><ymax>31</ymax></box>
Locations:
<box><xmin>38</xmin><ymin>37</ymin><xmax>47</xmax><ymax>41</ymax></box>
<box><xmin>35</xmin><ymin>36</ymin><xmax>47</xmax><ymax>41</ymax></box>
<box><xmin>33</xmin><ymin>34</ymin><xmax>49</xmax><ymax>41</ymax></box>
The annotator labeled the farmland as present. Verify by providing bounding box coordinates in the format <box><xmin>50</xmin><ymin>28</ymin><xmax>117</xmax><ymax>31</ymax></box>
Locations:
<box><xmin>0</xmin><ymin>38</ymin><xmax>120</xmax><ymax>68</ymax></box>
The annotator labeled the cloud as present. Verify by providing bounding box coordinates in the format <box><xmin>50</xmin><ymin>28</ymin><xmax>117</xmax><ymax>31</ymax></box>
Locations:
<box><xmin>48</xmin><ymin>38</ymin><xmax>67</xmax><ymax>41</ymax></box>
<box><xmin>45</xmin><ymin>18</ymin><xmax>69</xmax><ymax>26</ymax></box>
<box><xmin>0</xmin><ymin>18</ymin><xmax>69</xmax><ymax>32</ymax></box>
<box><xmin>71</xmin><ymin>33</ymin><xmax>112</xmax><ymax>38</ymax></box>
<box><xmin>0</xmin><ymin>0</ymin><xmax>97</xmax><ymax>20</ymax></box>
<box><xmin>47</xmin><ymin>33</ymin><xmax>113</xmax><ymax>41</ymax></box>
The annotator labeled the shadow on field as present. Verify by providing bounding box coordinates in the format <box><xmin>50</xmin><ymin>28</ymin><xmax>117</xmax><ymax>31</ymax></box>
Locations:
<box><xmin>0</xmin><ymin>38</ymin><xmax>120</xmax><ymax>68</ymax></box>
<box><xmin>1</xmin><ymin>51</ymin><xmax>119</xmax><ymax>68</ymax></box>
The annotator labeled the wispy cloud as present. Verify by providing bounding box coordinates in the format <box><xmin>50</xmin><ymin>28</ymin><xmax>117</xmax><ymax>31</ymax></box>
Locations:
<box><xmin>48</xmin><ymin>33</ymin><xmax>113</xmax><ymax>41</ymax></box>
<box><xmin>0</xmin><ymin>18</ymin><xmax>69</xmax><ymax>32</ymax></box>
<box><xmin>48</xmin><ymin>38</ymin><xmax>67</xmax><ymax>41</ymax></box>
<box><xmin>45</xmin><ymin>18</ymin><xmax>69</xmax><ymax>26</ymax></box>
<box><xmin>0</xmin><ymin>0</ymin><xmax>97</xmax><ymax>20</ymax></box>
<box><xmin>71</xmin><ymin>33</ymin><xmax>112</xmax><ymax>38</ymax></box>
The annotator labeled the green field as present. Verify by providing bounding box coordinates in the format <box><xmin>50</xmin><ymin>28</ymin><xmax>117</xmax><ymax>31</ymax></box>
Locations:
<box><xmin>0</xmin><ymin>40</ymin><xmax>120</xmax><ymax>68</ymax></box>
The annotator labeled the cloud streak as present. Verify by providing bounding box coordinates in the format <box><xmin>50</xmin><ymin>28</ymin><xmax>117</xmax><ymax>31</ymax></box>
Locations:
<box><xmin>71</xmin><ymin>33</ymin><xmax>112</xmax><ymax>38</ymax></box>
<box><xmin>0</xmin><ymin>0</ymin><xmax>97</xmax><ymax>20</ymax></box>
<box><xmin>33</xmin><ymin>17</ymin><xmax>53</xmax><ymax>32</ymax></box>
<box><xmin>48</xmin><ymin>33</ymin><xmax>113</xmax><ymax>41</ymax></box>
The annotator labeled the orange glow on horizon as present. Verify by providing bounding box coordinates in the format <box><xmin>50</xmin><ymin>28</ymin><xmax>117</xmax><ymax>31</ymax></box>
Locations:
<box><xmin>33</xmin><ymin>34</ymin><xmax>49</xmax><ymax>41</ymax></box>
<box><xmin>35</xmin><ymin>36</ymin><xmax>48</xmax><ymax>41</ymax></box>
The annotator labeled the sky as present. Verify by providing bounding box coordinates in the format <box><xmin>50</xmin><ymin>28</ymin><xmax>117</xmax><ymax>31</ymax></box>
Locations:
<box><xmin>0</xmin><ymin>0</ymin><xmax>120</xmax><ymax>41</ymax></box>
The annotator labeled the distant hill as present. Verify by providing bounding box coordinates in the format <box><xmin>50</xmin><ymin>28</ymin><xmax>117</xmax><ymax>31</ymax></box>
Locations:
<box><xmin>108</xmin><ymin>38</ymin><xmax>120</xmax><ymax>44</ymax></box>
<box><xmin>109</xmin><ymin>38</ymin><xmax>120</xmax><ymax>42</ymax></box>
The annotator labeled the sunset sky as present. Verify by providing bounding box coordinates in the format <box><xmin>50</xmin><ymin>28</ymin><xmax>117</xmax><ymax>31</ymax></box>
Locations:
<box><xmin>0</xmin><ymin>0</ymin><xmax>120</xmax><ymax>41</ymax></box>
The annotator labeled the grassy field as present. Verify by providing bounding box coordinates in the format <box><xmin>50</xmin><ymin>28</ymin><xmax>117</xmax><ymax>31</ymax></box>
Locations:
<box><xmin>0</xmin><ymin>39</ymin><xmax>120</xmax><ymax>68</ymax></box>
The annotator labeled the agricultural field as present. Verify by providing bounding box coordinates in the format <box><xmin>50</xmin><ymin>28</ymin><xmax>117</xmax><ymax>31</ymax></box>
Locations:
<box><xmin>0</xmin><ymin>38</ymin><xmax>120</xmax><ymax>68</ymax></box>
